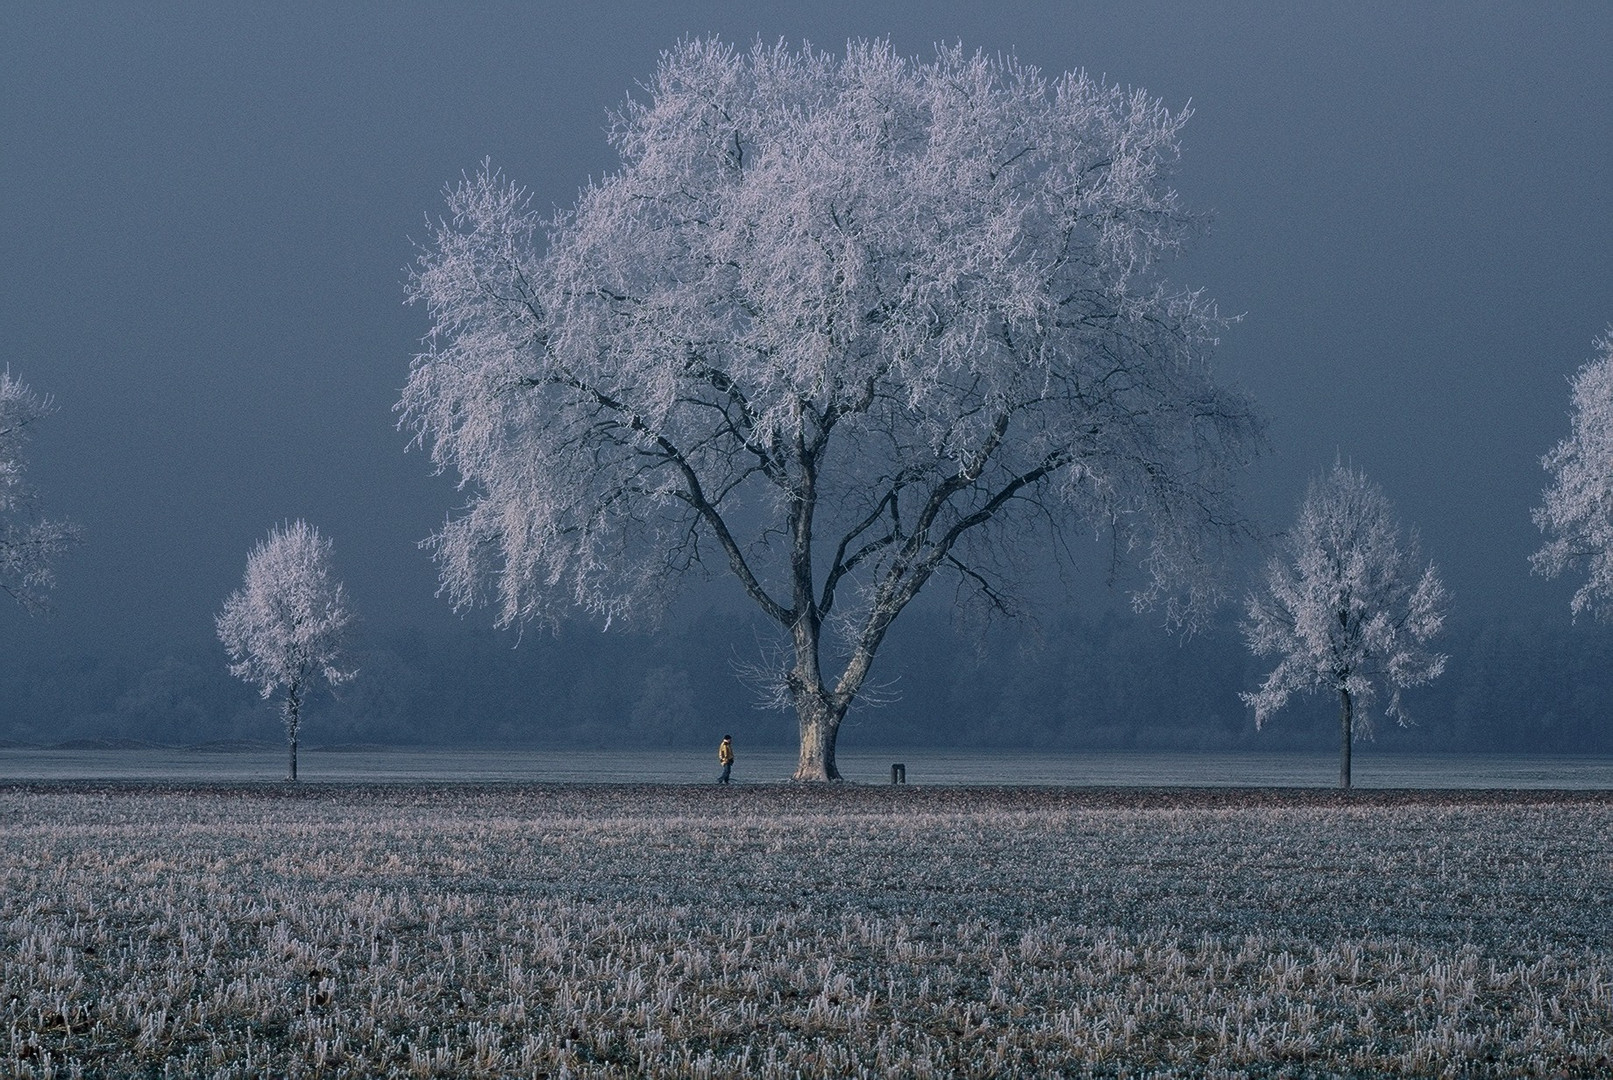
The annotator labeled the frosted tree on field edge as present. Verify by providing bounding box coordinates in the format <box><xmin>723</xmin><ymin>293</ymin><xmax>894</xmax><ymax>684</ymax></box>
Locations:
<box><xmin>0</xmin><ymin>370</ymin><xmax>80</xmax><ymax>611</ymax></box>
<box><xmin>1532</xmin><ymin>329</ymin><xmax>1613</xmax><ymax>619</ymax></box>
<box><xmin>400</xmin><ymin>38</ymin><xmax>1262</xmax><ymax>780</ymax></box>
<box><xmin>216</xmin><ymin>520</ymin><xmax>354</xmax><ymax>781</ymax></box>
<box><xmin>1242</xmin><ymin>462</ymin><xmax>1447</xmax><ymax>789</ymax></box>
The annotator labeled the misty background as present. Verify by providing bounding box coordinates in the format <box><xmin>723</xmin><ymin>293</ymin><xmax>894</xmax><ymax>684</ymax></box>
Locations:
<box><xmin>2</xmin><ymin>3</ymin><xmax>1611</xmax><ymax>753</ymax></box>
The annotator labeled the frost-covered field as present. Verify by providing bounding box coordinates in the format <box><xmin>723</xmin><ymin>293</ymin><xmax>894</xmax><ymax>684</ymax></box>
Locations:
<box><xmin>4</xmin><ymin>785</ymin><xmax>1611</xmax><ymax>1078</ymax></box>
<box><xmin>8</xmin><ymin>746</ymin><xmax>1613</xmax><ymax>788</ymax></box>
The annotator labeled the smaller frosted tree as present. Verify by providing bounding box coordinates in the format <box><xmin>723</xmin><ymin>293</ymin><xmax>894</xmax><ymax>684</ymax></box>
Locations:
<box><xmin>1242</xmin><ymin>463</ymin><xmax>1447</xmax><ymax>789</ymax></box>
<box><xmin>216</xmin><ymin>521</ymin><xmax>354</xmax><ymax>780</ymax></box>
<box><xmin>1532</xmin><ymin>329</ymin><xmax>1613</xmax><ymax>618</ymax></box>
<box><xmin>0</xmin><ymin>371</ymin><xmax>79</xmax><ymax>611</ymax></box>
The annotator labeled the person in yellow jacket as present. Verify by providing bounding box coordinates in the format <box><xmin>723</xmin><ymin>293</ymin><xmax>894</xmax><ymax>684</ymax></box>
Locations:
<box><xmin>717</xmin><ymin>734</ymin><xmax>734</xmax><ymax>784</ymax></box>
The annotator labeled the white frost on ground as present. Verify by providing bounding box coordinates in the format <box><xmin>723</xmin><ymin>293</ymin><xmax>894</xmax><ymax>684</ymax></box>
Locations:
<box><xmin>2</xmin><ymin>785</ymin><xmax>1611</xmax><ymax>1076</ymax></box>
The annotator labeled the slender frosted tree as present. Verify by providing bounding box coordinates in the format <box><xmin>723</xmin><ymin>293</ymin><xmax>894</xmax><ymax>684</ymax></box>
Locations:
<box><xmin>401</xmin><ymin>39</ymin><xmax>1261</xmax><ymax>780</ymax></box>
<box><xmin>1532</xmin><ymin>330</ymin><xmax>1613</xmax><ymax>618</ymax></box>
<box><xmin>1243</xmin><ymin>463</ymin><xmax>1447</xmax><ymax>789</ymax></box>
<box><xmin>0</xmin><ymin>371</ymin><xmax>79</xmax><ymax>610</ymax></box>
<box><xmin>216</xmin><ymin>521</ymin><xmax>353</xmax><ymax>780</ymax></box>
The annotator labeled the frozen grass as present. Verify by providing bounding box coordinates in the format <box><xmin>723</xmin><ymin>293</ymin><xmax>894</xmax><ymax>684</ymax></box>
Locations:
<box><xmin>7</xmin><ymin>746</ymin><xmax>1613</xmax><ymax>787</ymax></box>
<box><xmin>3</xmin><ymin>784</ymin><xmax>1611</xmax><ymax>1077</ymax></box>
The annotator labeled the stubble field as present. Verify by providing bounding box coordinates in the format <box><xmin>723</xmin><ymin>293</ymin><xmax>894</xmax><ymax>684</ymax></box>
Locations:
<box><xmin>3</xmin><ymin>783</ymin><xmax>1611</xmax><ymax>1078</ymax></box>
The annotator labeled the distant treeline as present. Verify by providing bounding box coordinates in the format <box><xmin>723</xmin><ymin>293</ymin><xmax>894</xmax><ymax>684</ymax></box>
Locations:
<box><xmin>1</xmin><ymin>606</ymin><xmax>1607</xmax><ymax>754</ymax></box>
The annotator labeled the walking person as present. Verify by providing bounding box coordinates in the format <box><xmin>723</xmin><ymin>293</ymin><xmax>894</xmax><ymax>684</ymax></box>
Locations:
<box><xmin>717</xmin><ymin>734</ymin><xmax>734</xmax><ymax>784</ymax></box>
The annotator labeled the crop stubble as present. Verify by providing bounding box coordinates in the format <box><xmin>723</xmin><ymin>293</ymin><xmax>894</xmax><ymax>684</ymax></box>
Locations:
<box><xmin>3</xmin><ymin>784</ymin><xmax>1611</xmax><ymax>1077</ymax></box>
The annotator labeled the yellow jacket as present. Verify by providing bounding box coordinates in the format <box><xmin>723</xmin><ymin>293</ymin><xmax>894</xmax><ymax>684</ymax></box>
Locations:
<box><xmin>718</xmin><ymin>739</ymin><xmax>734</xmax><ymax>765</ymax></box>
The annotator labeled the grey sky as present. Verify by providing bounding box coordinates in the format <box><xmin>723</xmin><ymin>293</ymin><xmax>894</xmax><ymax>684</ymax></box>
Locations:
<box><xmin>2</xmin><ymin>2</ymin><xmax>1610</xmax><ymax>666</ymax></box>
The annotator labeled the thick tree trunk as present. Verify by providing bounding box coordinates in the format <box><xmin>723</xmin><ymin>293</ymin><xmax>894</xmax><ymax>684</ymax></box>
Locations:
<box><xmin>1338</xmin><ymin>688</ymin><xmax>1352</xmax><ymax>791</ymax></box>
<box><xmin>784</xmin><ymin>416</ymin><xmax>846</xmax><ymax>783</ymax></box>
<box><xmin>775</xmin><ymin>399</ymin><xmax>928</xmax><ymax>783</ymax></box>
<box><xmin>285</xmin><ymin>685</ymin><xmax>301</xmax><ymax>783</ymax></box>
<box><xmin>793</xmin><ymin>695</ymin><xmax>843</xmax><ymax>781</ymax></box>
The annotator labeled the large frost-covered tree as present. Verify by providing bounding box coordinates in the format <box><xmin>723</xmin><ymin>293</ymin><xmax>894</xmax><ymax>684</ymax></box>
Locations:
<box><xmin>401</xmin><ymin>39</ymin><xmax>1261</xmax><ymax>780</ymax></box>
<box><xmin>1532</xmin><ymin>330</ymin><xmax>1613</xmax><ymax>619</ymax></box>
<box><xmin>216</xmin><ymin>521</ymin><xmax>354</xmax><ymax>781</ymax></box>
<box><xmin>1243</xmin><ymin>463</ymin><xmax>1447</xmax><ymax>789</ymax></box>
<box><xmin>0</xmin><ymin>371</ymin><xmax>79</xmax><ymax>610</ymax></box>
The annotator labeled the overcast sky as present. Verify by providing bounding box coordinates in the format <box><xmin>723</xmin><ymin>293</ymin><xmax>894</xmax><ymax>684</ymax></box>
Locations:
<box><xmin>3</xmin><ymin>2</ymin><xmax>1610</xmax><ymax>664</ymax></box>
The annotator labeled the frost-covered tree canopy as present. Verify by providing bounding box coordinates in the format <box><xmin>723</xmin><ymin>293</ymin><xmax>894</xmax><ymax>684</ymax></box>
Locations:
<box><xmin>0</xmin><ymin>371</ymin><xmax>79</xmax><ymax>611</ymax></box>
<box><xmin>1243</xmin><ymin>463</ymin><xmax>1448</xmax><ymax>732</ymax></box>
<box><xmin>1532</xmin><ymin>330</ymin><xmax>1613</xmax><ymax>620</ymax></box>
<box><xmin>401</xmin><ymin>38</ymin><xmax>1261</xmax><ymax>778</ymax></box>
<box><xmin>216</xmin><ymin>520</ymin><xmax>353</xmax><ymax>708</ymax></box>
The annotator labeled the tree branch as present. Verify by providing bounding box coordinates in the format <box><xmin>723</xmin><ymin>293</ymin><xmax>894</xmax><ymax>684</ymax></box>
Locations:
<box><xmin>553</xmin><ymin>371</ymin><xmax>793</xmax><ymax>625</ymax></box>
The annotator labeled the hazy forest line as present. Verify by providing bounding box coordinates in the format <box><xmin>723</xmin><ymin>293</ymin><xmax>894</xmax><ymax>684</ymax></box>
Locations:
<box><xmin>3</xmin><ymin>605</ymin><xmax>1605</xmax><ymax>755</ymax></box>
